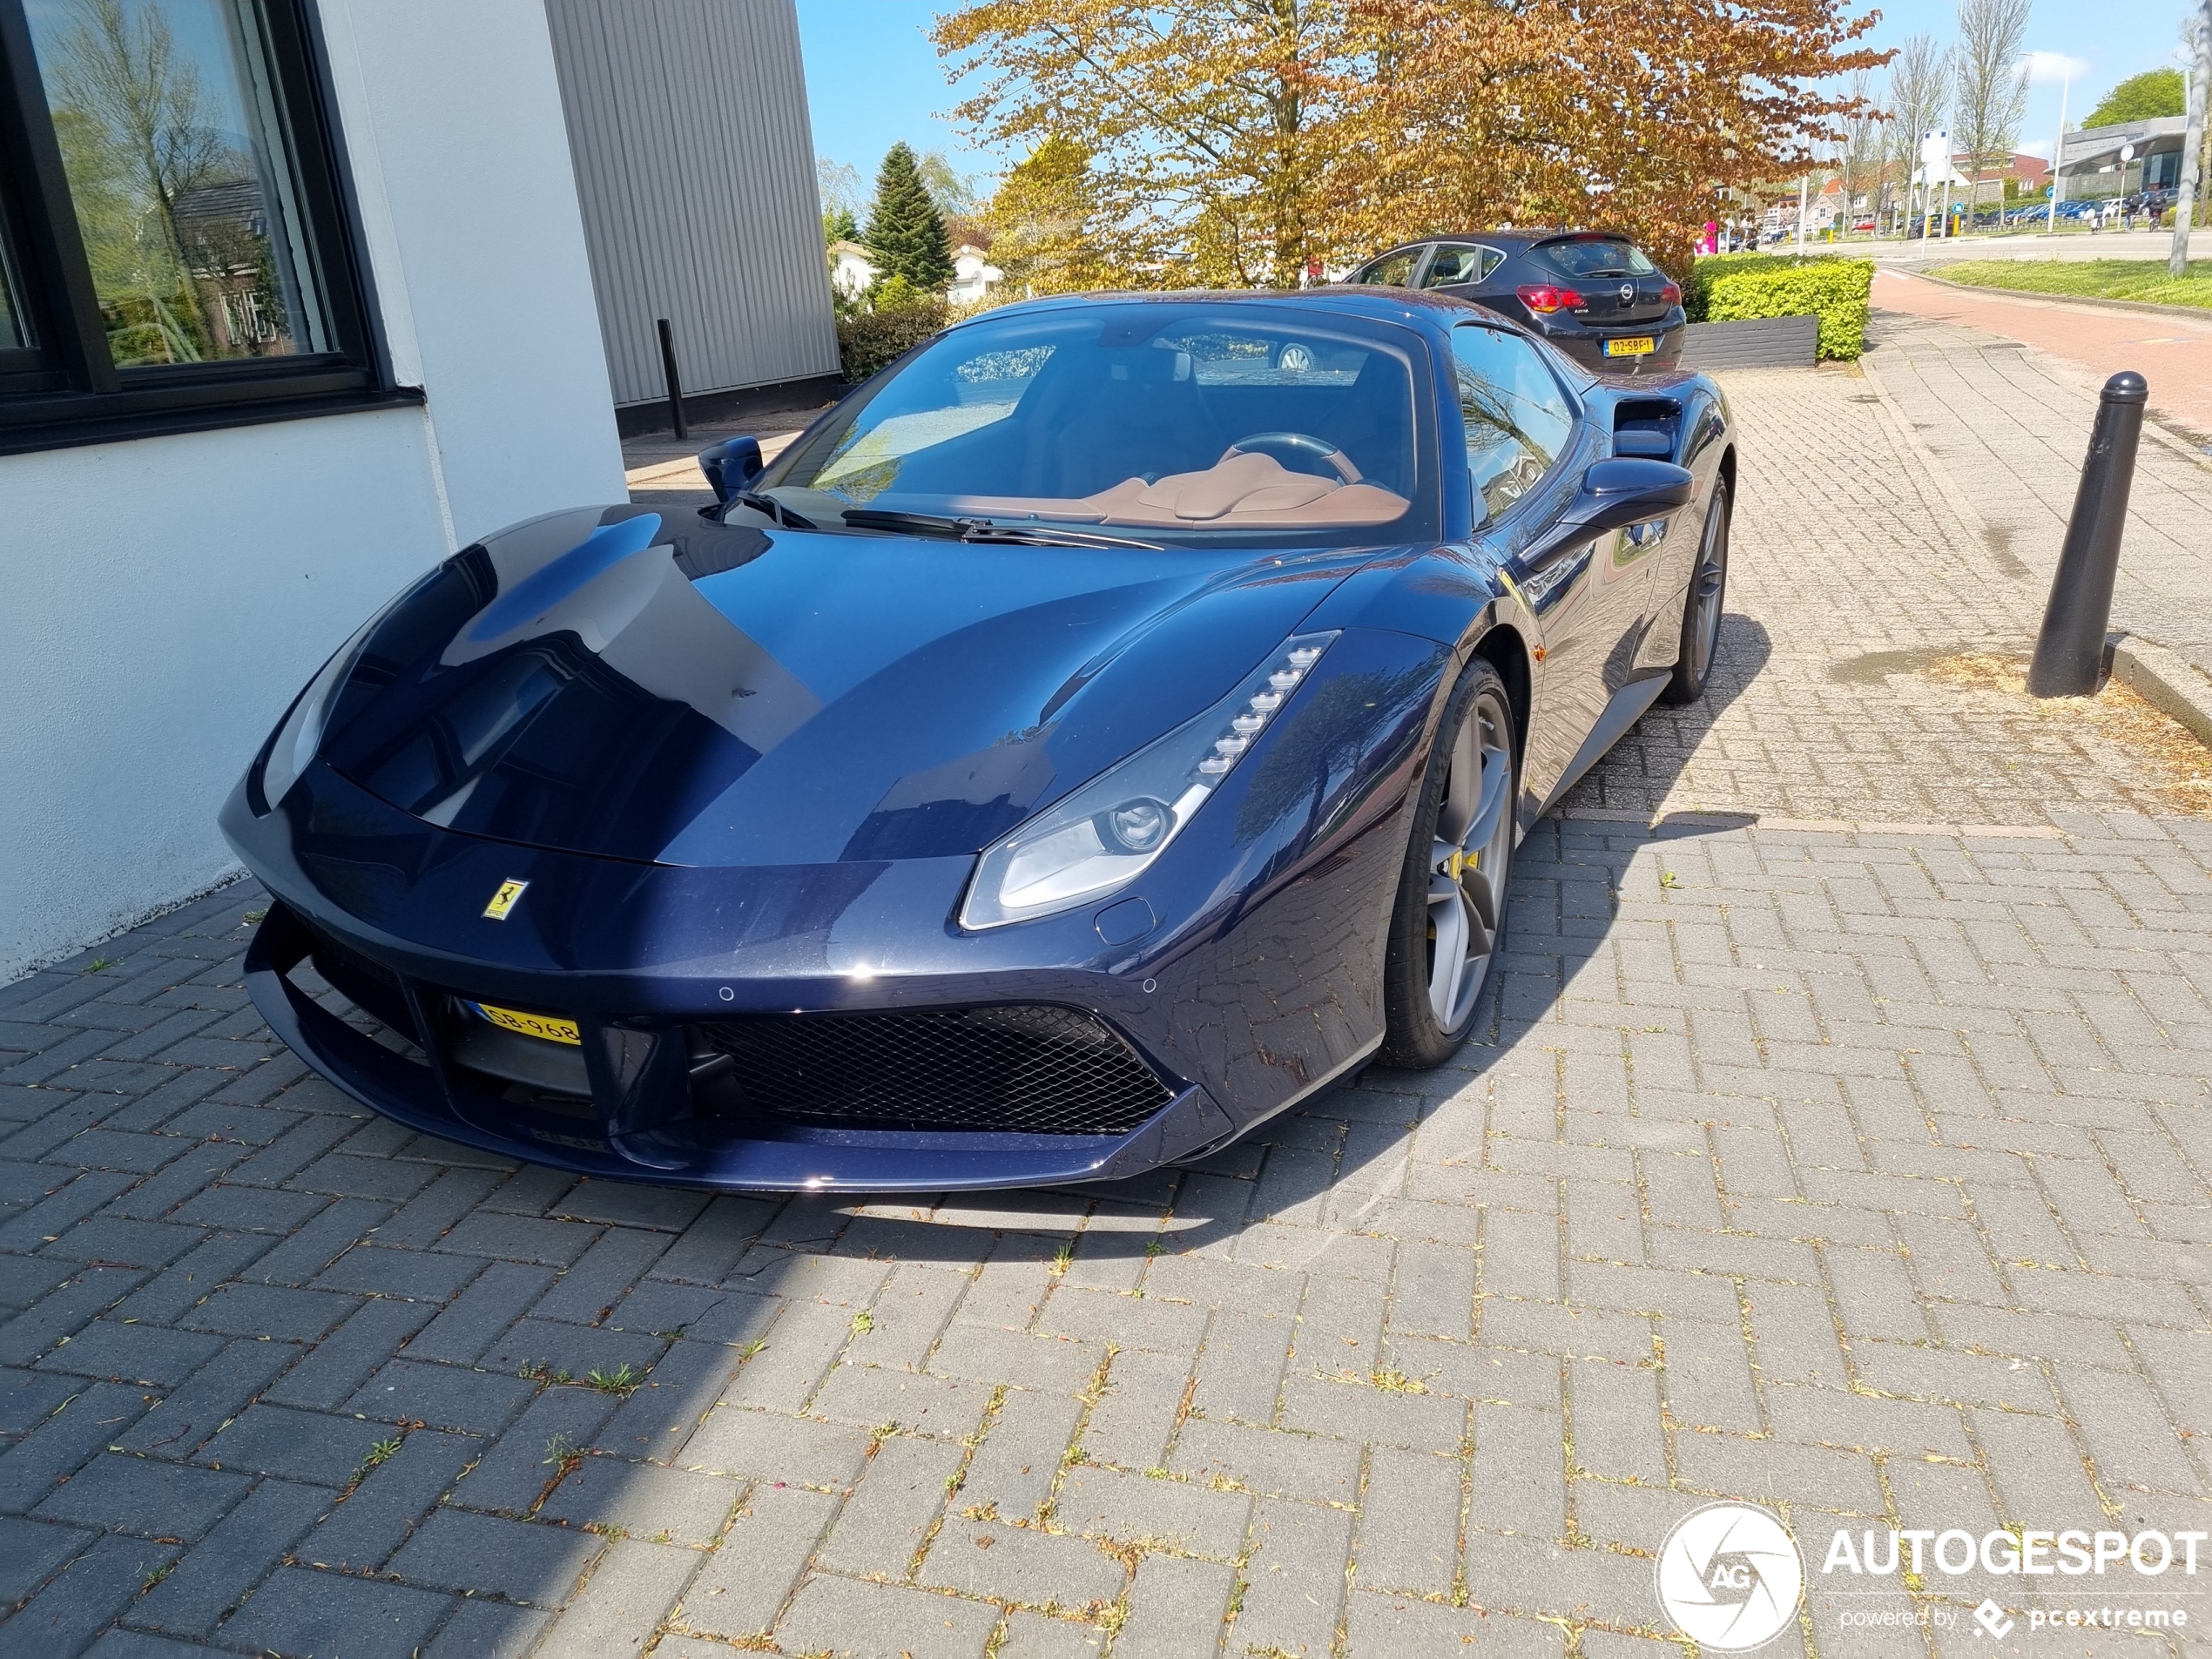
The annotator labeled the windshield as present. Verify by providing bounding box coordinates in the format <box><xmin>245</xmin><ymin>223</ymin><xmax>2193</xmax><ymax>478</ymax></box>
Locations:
<box><xmin>1529</xmin><ymin>239</ymin><xmax>1656</xmax><ymax>279</ymax></box>
<box><xmin>759</xmin><ymin>302</ymin><xmax>1425</xmax><ymax>544</ymax></box>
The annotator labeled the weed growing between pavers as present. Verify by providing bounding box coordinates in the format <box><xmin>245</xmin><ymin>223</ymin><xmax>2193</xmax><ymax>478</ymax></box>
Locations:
<box><xmin>1928</xmin><ymin>651</ymin><xmax>2212</xmax><ymax>814</ymax></box>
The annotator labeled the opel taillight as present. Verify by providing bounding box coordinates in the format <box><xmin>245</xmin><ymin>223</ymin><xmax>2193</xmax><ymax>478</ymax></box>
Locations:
<box><xmin>1516</xmin><ymin>284</ymin><xmax>1587</xmax><ymax>314</ymax></box>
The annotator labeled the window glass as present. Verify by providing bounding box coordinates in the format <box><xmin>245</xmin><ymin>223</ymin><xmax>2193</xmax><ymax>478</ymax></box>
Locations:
<box><xmin>1353</xmin><ymin>248</ymin><xmax>1417</xmax><ymax>287</ymax></box>
<box><xmin>1528</xmin><ymin>239</ymin><xmax>1656</xmax><ymax>279</ymax></box>
<box><xmin>0</xmin><ymin>226</ymin><xmax>27</xmax><ymax>351</ymax></box>
<box><xmin>25</xmin><ymin>0</ymin><xmax>329</xmax><ymax>368</ymax></box>
<box><xmin>1420</xmin><ymin>244</ymin><xmax>1496</xmax><ymax>287</ymax></box>
<box><xmin>766</xmin><ymin>304</ymin><xmax>1420</xmax><ymax>541</ymax></box>
<box><xmin>1452</xmin><ymin>324</ymin><xmax>1574</xmax><ymax>520</ymax></box>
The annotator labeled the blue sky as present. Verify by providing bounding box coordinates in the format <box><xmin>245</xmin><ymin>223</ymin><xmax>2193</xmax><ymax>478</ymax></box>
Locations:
<box><xmin>798</xmin><ymin>0</ymin><xmax>2197</xmax><ymax>205</ymax></box>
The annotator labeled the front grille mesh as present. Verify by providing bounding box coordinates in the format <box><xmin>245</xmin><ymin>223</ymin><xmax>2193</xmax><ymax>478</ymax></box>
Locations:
<box><xmin>693</xmin><ymin>1005</ymin><xmax>1172</xmax><ymax>1136</ymax></box>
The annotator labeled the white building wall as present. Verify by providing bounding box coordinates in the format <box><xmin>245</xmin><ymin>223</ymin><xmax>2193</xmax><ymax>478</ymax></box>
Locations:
<box><xmin>0</xmin><ymin>0</ymin><xmax>625</xmax><ymax>979</ymax></box>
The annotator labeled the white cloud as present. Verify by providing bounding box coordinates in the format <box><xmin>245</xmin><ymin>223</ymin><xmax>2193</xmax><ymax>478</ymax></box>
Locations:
<box><xmin>2024</xmin><ymin>51</ymin><xmax>2091</xmax><ymax>84</ymax></box>
<box><xmin>2018</xmin><ymin>138</ymin><xmax>2054</xmax><ymax>158</ymax></box>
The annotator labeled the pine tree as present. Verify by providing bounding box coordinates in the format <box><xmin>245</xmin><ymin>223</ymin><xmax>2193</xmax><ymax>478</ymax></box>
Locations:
<box><xmin>822</xmin><ymin>206</ymin><xmax>860</xmax><ymax>245</ymax></box>
<box><xmin>863</xmin><ymin>143</ymin><xmax>954</xmax><ymax>293</ymax></box>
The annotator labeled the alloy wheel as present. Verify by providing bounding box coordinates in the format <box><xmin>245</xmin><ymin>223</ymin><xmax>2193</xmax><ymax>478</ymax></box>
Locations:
<box><xmin>1685</xmin><ymin>493</ymin><xmax>1729</xmax><ymax>685</ymax></box>
<box><xmin>1425</xmin><ymin>685</ymin><xmax>1515</xmax><ymax>1031</ymax></box>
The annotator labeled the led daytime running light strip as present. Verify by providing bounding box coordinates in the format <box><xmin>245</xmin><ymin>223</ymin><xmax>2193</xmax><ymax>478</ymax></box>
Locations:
<box><xmin>1197</xmin><ymin>637</ymin><xmax>1332</xmax><ymax>779</ymax></box>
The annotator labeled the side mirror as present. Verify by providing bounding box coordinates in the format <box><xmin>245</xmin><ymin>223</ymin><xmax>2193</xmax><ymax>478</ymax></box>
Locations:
<box><xmin>1520</xmin><ymin>457</ymin><xmax>1694</xmax><ymax>570</ymax></box>
<box><xmin>698</xmin><ymin>436</ymin><xmax>765</xmax><ymax>504</ymax></box>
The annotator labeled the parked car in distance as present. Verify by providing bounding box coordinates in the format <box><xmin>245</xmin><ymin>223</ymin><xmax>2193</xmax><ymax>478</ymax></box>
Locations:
<box><xmin>1348</xmin><ymin>232</ymin><xmax>1686</xmax><ymax>374</ymax></box>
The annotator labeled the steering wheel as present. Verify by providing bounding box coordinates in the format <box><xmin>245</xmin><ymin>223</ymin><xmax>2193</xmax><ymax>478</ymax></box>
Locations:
<box><xmin>1224</xmin><ymin>432</ymin><xmax>1363</xmax><ymax>484</ymax></box>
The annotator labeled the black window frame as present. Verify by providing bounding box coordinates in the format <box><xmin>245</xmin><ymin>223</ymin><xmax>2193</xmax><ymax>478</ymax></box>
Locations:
<box><xmin>0</xmin><ymin>0</ymin><xmax>416</xmax><ymax>455</ymax></box>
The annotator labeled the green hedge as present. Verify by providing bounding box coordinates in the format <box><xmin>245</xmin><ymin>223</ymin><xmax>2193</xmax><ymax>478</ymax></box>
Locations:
<box><xmin>1684</xmin><ymin>254</ymin><xmax>1873</xmax><ymax>361</ymax></box>
<box><xmin>835</xmin><ymin>301</ymin><xmax>948</xmax><ymax>381</ymax></box>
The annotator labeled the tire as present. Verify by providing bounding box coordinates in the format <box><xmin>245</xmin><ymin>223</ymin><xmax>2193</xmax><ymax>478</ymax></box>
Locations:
<box><xmin>1660</xmin><ymin>476</ymin><xmax>1730</xmax><ymax>705</ymax></box>
<box><xmin>1377</xmin><ymin>658</ymin><xmax>1518</xmax><ymax>1069</ymax></box>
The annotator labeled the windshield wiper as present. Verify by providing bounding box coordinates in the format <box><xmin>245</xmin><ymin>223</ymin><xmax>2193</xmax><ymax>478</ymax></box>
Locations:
<box><xmin>840</xmin><ymin>508</ymin><xmax>1160</xmax><ymax>550</ymax></box>
<box><xmin>728</xmin><ymin>491</ymin><xmax>817</xmax><ymax>529</ymax></box>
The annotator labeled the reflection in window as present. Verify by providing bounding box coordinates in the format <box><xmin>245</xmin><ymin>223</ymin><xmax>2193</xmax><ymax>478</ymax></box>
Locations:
<box><xmin>1452</xmin><ymin>325</ymin><xmax>1575</xmax><ymax>521</ymax></box>
<box><xmin>813</xmin><ymin>341</ymin><xmax>1056</xmax><ymax>500</ymax></box>
<box><xmin>0</xmin><ymin>227</ymin><xmax>28</xmax><ymax>350</ymax></box>
<box><xmin>25</xmin><ymin>0</ymin><xmax>327</xmax><ymax>368</ymax></box>
<box><xmin>1355</xmin><ymin>248</ymin><xmax>1416</xmax><ymax>287</ymax></box>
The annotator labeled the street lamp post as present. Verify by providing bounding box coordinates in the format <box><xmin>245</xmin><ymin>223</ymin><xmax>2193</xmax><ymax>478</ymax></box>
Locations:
<box><xmin>2172</xmin><ymin>3</ymin><xmax>2212</xmax><ymax>275</ymax></box>
<box><xmin>2047</xmin><ymin>63</ymin><xmax>2070</xmax><ymax>237</ymax></box>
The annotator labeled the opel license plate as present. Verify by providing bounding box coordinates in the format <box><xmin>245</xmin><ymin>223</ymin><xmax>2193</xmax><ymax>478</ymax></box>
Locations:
<box><xmin>464</xmin><ymin>1001</ymin><xmax>581</xmax><ymax>1046</ymax></box>
<box><xmin>1603</xmin><ymin>336</ymin><xmax>1656</xmax><ymax>357</ymax></box>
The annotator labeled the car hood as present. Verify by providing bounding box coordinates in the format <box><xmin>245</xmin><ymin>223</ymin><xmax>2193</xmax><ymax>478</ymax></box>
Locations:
<box><xmin>313</xmin><ymin>504</ymin><xmax>1386</xmax><ymax>868</ymax></box>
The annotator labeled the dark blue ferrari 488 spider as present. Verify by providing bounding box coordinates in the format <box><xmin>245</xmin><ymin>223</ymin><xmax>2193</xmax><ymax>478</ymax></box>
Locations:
<box><xmin>223</xmin><ymin>287</ymin><xmax>1733</xmax><ymax>1192</ymax></box>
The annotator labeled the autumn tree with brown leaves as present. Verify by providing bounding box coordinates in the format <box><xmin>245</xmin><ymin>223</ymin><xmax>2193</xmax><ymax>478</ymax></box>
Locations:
<box><xmin>934</xmin><ymin>0</ymin><xmax>1886</xmax><ymax>283</ymax></box>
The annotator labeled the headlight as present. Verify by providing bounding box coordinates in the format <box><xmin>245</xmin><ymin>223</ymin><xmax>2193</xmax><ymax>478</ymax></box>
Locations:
<box><xmin>960</xmin><ymin>631</ymin><xmax>1338</xmax><ymax>929</ymax></box>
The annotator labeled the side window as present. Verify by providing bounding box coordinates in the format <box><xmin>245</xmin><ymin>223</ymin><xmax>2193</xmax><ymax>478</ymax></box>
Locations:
<box><xmin>1452</xmin><ymin>324</ymin><xmax>1575</xmax><ymax>520</ymax></box>
<box><xmin>1421</xmin><ymin>244</ymin><xmax>1487</xmax><ymax>287</ymax></box>
<box><xmin>1354</xmin><ymin>247</ymin><xmax>1418</xmax><ymax>287</ymax></box>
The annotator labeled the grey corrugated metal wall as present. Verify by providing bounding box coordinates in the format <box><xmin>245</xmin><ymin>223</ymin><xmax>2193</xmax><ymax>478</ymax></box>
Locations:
<box><xmin>543</xmin><ymin>0</ymin><xmax>839</xmax><ymax>408</ymax></box>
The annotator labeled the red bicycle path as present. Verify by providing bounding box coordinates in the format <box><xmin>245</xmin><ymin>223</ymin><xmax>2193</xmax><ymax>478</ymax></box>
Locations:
<box><xmin>1870</xmin><ymin>266</ymin><xmax>2212</xmax><ymax>438</ymax></box>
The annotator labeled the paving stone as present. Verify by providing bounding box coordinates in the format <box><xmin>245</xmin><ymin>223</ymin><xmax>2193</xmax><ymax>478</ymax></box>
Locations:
<box><xmin>132</xmin><ymin>1475</ymin><xmax>327</xmax><ymax>1635</ymax></box>
<box><xmin>34</xmin><ymin>1451</ymin><xmax>249</xmax><ymax>1540</ymax></box>
<box><xmin>0</xmin><ymin>1531</ymin><xmax>178</xmax><ymax>1659</ymax></box>
<box><xmin>958</xmin><ymin>1386</ymin><xmax>1084</xmax><ymax>1525</ymax></box>
<box><xmin>261</xmin><ymin>1294</ymin><xmax>436</xmax><ymax>1410</ymax></box>
<box><xmin>1116</xmin><ymin>1552</ymin><xmax>1236</xmax><ymax>1658</ymax></box>
<box><xmin>679</xmin><ymin>1405</ymin><xmax>872</xmax><ymax>1487</ymax></box>
<box><xmin>532</xmin><ymin>1535</ymin><xmax>698</xmax><ymax>1658</ymax></box>
<box><xmin>678</xmin><ymin>1481</ymin><xmax>838</xmax><ymax>1639</ymax></box>
<box><xmin>773</xmin><ymin>1572</ymin><xmax>999</xmax><ymax>1659</ymax></box>
<box><xmin>921</xmin><ymin>1516</ymin><xmax>1124</xmax><ymax>1610</ymax></box>
<box><xmin>300</xmin><ymin>1427</ymin><xmax>478</xmax><ymax>1571</ymax></box>
<box><xmin>1233</xmin><ymin>1495</ymin><xmax>1354</xmax><ymax>1656</ymax></box>
<box><xmin>344</xmin><ymin>1357</ymin><xmax>536</xmax><ymax>1433</ymax></box>
<box><xmin>538</xmin><ymin>1453</ymin><xmax>740</xmax><ymax>1545</ymax></box>
<box><xmin>814</xmin><ymin>1431</ymin><xmax>965</xmax><ymax>1577</ymax></box>
<box><xmin>421</xmin><ymin>1596</ymin><xmax>554</xmax><ymax>1657</ymax></box>
<box><xmin>199</xmin><ymin>1402</ymin><xmax>397</xmax><ymax>1487</ymax></box>
<box><xmin>178</xmin><ymin>1280</ymin><xmax>357</xmax><ymax>1340</ymax></box>
<box><xmin>1055</xmin><ymin>1463</ymin><xmax>1251</xmax><ymax>1559</ymax></box>
<box><xmin>449</xmin><ymin>1387</ymin><xmax>619</xmax><ymax>1514</ymax></box>
<box><xmin>114</xmin><ymin>1334</ymin><xmax>295</xmax><ymax>1457</ymax></box>
<box><xmin>34</xmin><ymin>1318</ymin><xmax>224</xmax><ymax>1386</ymax></box>
<box><xmin>1170</xmin><ymin>1415</ymin><xmax>1362</xmax><ymax>1503</ymax></box>
<box><xmin>388</xmin><ymin>1507</ymin><xmax>603</xmax><ymax>1605</ymax></box>
<box><xmin>218</xmin><ymin>1564</ymin><xmax>451</xmax><ymax>1658</ymax></box>
<box><xmin>0</xmin><ymin>1512</ymin><xmax>93</xmax><ymax>1601</ymax></box>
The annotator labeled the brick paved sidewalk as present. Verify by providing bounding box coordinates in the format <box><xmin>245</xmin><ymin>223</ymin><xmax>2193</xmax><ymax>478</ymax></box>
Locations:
<box><xmin>1859</xmin><ymin>304</ymin><xmax>2212</xmax><ymax>683</ymax></box>
<box><xmin>5</xmin><ymin>369</ymin><xmax>2212</xmax><ymax>1658</ymax></box>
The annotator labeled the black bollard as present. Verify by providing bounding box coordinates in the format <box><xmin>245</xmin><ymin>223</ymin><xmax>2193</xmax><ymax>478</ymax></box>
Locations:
<box><xmin>2027</xmin><ymin>371</ymin><xmax>2147</xmax><ymax>698</ymax></box>
<box><xmin>657</xmin><ymin>317</ymin><xmax>687</xmax><ymax>441</ymax></box>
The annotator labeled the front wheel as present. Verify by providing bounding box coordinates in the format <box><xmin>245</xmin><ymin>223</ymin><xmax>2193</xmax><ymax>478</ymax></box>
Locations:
<box><xmin>1378</xmin><ymin>658</ymin><xmax>1518</xmax><ymax>1069</ymax></box>
<box><xmin>1660</xmin><ymin>476</ymin><xmax>1730</xmax><ymax>705</ymax></box>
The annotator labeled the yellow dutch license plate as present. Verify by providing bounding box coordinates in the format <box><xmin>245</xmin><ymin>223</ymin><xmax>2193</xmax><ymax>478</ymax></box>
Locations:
<box><xmin>1604</xmin><ymin>336</ymin><xmax>1656</xmax><ymax>356</ymax></box>
<box><xmin>465</xmin><ymin>1001</ymin><xmax>581</xmax><ymax>1046</ymax></box>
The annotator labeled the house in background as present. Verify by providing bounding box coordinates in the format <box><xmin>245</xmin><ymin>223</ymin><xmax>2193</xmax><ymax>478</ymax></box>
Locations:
<box><xmin>951</xmin><ymin>245</ymin><xmax>1005</xmax><ymax>305</ymax></box>
<box><xmin>0</xmin><ymin>0</ymin><xmax>833</xmax><ymax>980</ymax></box>
<box><xmin>828</xmin><ymin>239</ymin><xmax>878</xmax><ymax>301</ymax></box>
<box><xmin>2059</xmin><ymin>118</ymin><xmax>2185</xmax><ymax>199</ymax></box>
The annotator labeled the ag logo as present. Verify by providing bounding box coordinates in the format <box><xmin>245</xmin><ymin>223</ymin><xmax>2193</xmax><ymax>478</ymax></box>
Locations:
<box><xmin>1655</xmin><ymin>1501</ymin><xmax>1803</xmax><ymax>1650</ymax></box>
